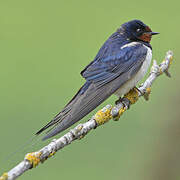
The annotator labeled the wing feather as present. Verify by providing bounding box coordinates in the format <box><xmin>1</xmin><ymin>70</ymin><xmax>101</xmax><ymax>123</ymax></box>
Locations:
<box><xmin>37</xmin><ymin>43</ymin><xmax>148</xmax><ymax>140</ymax></box>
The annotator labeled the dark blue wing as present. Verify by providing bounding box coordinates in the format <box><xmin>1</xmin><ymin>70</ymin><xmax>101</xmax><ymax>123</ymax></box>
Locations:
<box><xmin>81</xmin><ymin>43</ymin><xmax>147</xmax><ymax>87</ymax></box>
<box><xmin>39</xmin><ymin>42</ymin><xmax>148</xmax><ymax>140</ymax></box>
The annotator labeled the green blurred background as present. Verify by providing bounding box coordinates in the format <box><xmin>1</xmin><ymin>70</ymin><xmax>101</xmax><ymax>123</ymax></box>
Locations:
<box><xmin>0</xmin><ymin>0</ymin><xmax>180</xmax><ymax>179</ymax></box>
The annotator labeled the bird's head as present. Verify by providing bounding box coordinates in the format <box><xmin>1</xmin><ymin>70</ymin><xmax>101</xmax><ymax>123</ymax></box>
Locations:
<box><xmin>119</xmin><ymin>20</ymin><xmax>159</xmax><ymax>43</ymax></box>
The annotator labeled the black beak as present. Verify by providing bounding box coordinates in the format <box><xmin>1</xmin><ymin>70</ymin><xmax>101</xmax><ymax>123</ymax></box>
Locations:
<box><xmin>150</xmin><ymin>32</ymin><xmax>159</xmax><ymax>35</ymax></box>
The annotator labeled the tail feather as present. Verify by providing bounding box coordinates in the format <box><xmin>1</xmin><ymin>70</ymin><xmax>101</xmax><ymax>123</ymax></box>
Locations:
<box><xmin>36</xmin><ymin>72</ymin><xmax>128</xmax><ymax>140</ymax></box>
<box><xmin>35</xmin><ymin>108</ymin><xmax>71</xmax><ymax>135</ymax></box>
<box><xmin>35</xmin><ymin>82</ymin><xmax>90</xmax><ymax>136</ymax></box>
<box><xmin>41</xmin><ymin>82</ymin><xmax>115</xmax><ymax>140</ymax></box>
<box><xmin>35</xmin><ymin>119</ymin><xmax>59</xmax><ymax>135</ymax></box>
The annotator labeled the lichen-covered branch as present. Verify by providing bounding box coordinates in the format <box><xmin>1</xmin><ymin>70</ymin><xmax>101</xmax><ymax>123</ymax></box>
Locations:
<box><xmin>0</xmin><ymin>50</ymin><xmax>173</xmax><ymax>180</ymax></box>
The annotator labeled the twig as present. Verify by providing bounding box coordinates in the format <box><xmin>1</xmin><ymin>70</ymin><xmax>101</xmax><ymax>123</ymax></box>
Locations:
<box><xmin>0</xmin><ymin>50</ymin><xmax>173</xmax><ymax>180</ymax></box>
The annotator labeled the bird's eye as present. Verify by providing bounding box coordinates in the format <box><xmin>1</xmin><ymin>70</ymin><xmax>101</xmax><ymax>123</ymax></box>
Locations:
<box><xmin>136</xmin><ymin>28</ymin><xmax>141</xmax><ymax>32</ymax></box>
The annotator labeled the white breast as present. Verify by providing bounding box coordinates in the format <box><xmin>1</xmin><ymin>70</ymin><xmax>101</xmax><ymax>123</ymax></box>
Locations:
<box><xmin>114</xmin><ymin>45</ymin><xmax>152</xmax><ymax>97</ymax></box>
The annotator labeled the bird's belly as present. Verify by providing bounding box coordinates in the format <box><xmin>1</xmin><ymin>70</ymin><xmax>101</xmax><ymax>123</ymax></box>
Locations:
<box><xmin>114</xmin><ymin>46</ymin><xmax>152</xmax><ymax>97</ymax></box>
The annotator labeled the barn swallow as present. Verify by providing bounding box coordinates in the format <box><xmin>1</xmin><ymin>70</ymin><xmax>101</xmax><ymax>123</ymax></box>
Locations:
<box><xmin>36</xmin><ymin>19</ymin><xmax>159</xmax><ymax>140</ymax></box>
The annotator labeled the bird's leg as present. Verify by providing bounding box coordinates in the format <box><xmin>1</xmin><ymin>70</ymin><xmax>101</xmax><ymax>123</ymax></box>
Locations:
<box><xmin>113</xmin><ymin>87</ymin><xmax>140</xmax><ymax>120</ymax></box>
<box><xmin>115</xmin><ymin>87</ymin><xmax>140</xmax><ymax>107</ymax></box>
<box><xmin>123</xmin><ymin>87</ymin><xmax>139</xmax><ymax>105</ymax></box>
<box><xmin>95</xmin><ymin>86</ymin><xmax>148</xmax><ymax>123</ymax></box>
<box><xmin>115</xmin><ymin>97</ymin><xmax>122</xmax><ymax>105</ymax></box>
<box><xmin>115</xmin><ymin>97</ymin><xmax>130</xmax><ymax>109</ymax></box>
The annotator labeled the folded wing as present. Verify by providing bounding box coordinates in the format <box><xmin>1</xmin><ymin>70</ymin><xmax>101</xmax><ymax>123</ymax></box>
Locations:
<box><xmin>36</xmin><ymin>43</ymin><xmax>147</xmax><ymax>140</ymax></box>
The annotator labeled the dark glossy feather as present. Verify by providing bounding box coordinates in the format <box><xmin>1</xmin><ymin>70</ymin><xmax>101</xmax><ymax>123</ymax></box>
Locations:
<box><xmin>38</xmin><ymin>42</ymin><xmax>147</xmax><ymax>140</ymax></box>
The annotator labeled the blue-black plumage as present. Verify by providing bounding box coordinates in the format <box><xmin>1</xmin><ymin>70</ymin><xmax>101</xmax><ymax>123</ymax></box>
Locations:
<box><xmin>36</xmin><ymin>20</ymin><xmax>159</xmax><ymax>140</ymax></box>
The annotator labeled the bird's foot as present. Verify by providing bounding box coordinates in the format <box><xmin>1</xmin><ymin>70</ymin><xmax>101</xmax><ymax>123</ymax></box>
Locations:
<box><xmin>113</xmin><ymin>95</ymin><xmax>131</xmax><ymax>121</ymax></box>
<box><xmin>113</xmin><ymin>91</ymin><xmax>134</xmax><ymax>121</ymax></box>
<box><xmin>115</xmin><ymin>97</ymin><xmax>130</xmax><ymax>109</ymax></box>
<box><xmin>113</xmin><ymin>87</ymin><xmax>139</xmax><ymax>121</ymax></box>
<box><xmin>123</xmin><ymin>87</ymin><xmax>139</xmax><ymax>105</ymax></box>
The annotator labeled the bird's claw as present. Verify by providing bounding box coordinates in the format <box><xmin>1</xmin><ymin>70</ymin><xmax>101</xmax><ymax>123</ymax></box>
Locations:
<box><xmin>124</xmin><ymin>88</ymin><xmax>139</xmax><ymax>105</ymax></box>
<box><xmin>115</xmin><ymin>97</ymin><xmax>130</xmax><ymax>108</ymax></box>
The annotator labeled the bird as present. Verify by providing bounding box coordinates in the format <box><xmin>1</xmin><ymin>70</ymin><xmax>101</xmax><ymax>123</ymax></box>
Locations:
<box><xmin>36</xmin><ymin>19</ymin><xmax>159</xmax><ymax>140</ymax></box>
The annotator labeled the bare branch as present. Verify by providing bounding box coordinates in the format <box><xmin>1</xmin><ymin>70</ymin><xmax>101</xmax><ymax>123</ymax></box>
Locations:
<box><xmin>0</xmin><ymin>50</ymin><xmax>173</xmax><ymax>180</ymax></box>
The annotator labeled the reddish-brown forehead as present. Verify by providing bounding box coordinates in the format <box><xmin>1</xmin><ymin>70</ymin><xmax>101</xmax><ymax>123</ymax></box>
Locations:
<box><xmin>145</xmin><ymin>26</ymin><xmax>152</xmax><ymax>32</ymax></box>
